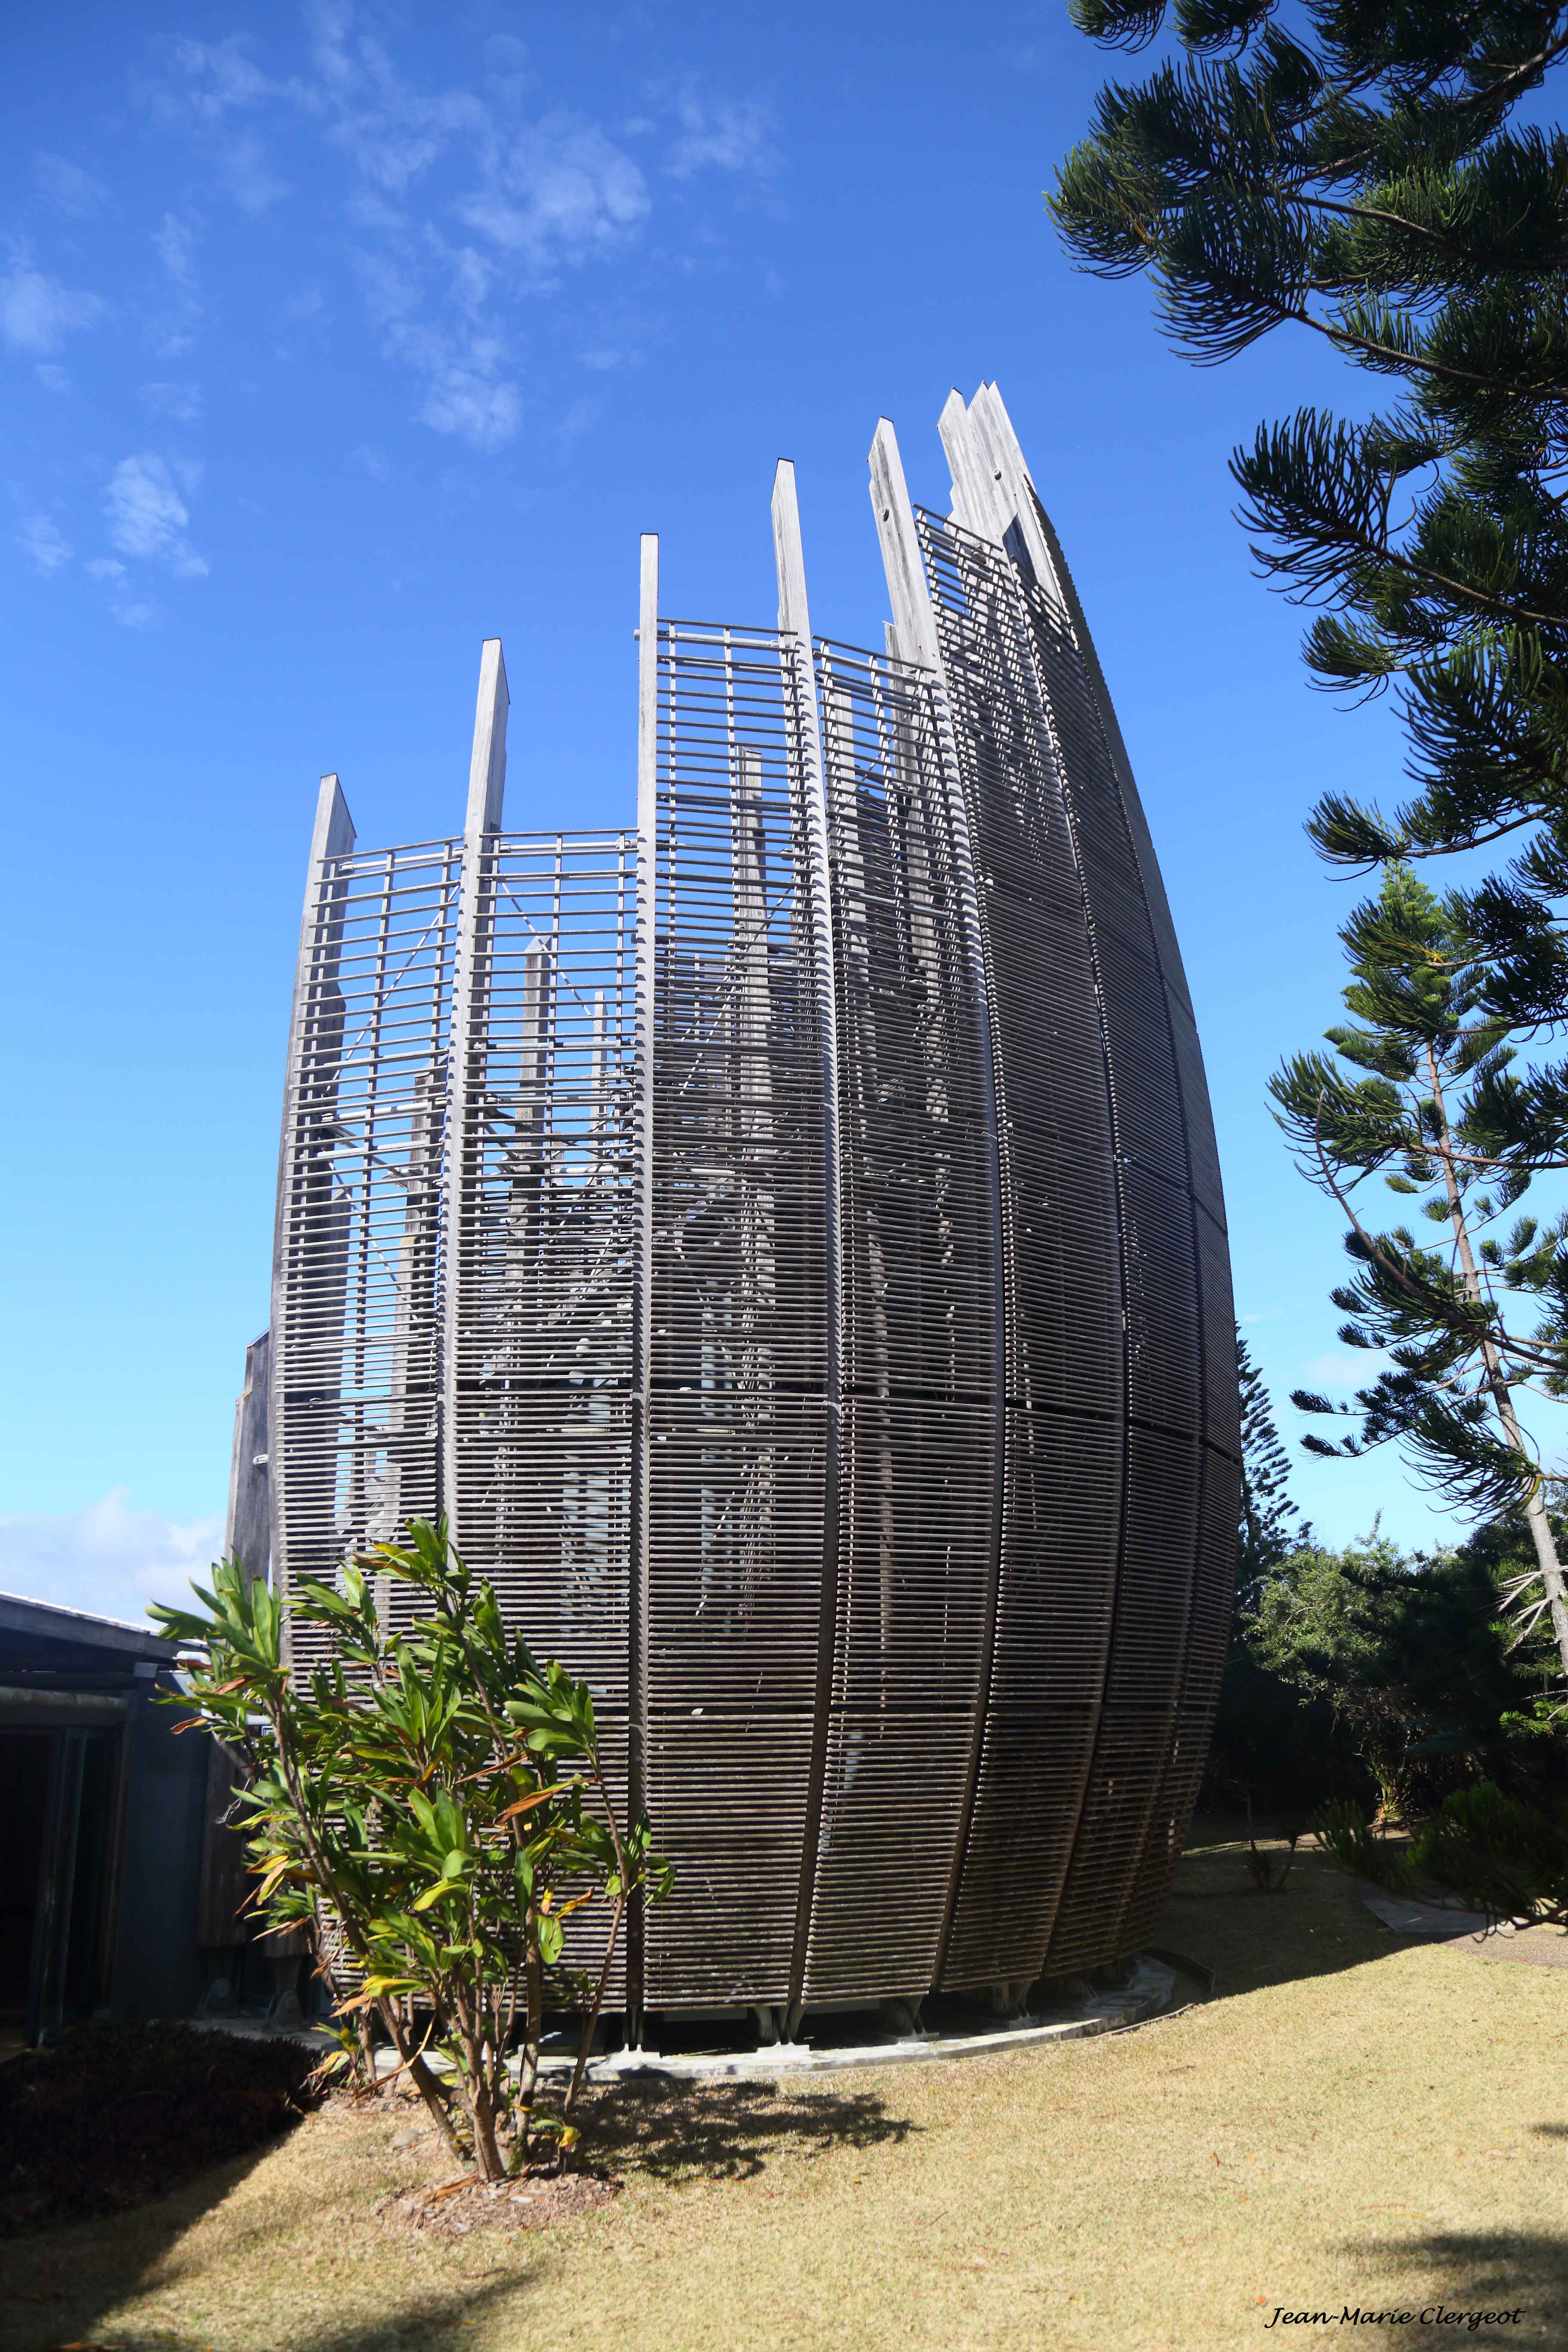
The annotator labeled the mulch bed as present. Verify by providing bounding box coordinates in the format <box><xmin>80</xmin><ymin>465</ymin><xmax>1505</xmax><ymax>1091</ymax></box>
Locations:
<box><xmin>374</xmin><ymin>2168</ymin><xmax>622</xmax><ymax>2235</ymax></box>
<box><xmin>0</xmin><ymin>2019</ymin><xmax>322</xmax><ymax>2233</ymax></box>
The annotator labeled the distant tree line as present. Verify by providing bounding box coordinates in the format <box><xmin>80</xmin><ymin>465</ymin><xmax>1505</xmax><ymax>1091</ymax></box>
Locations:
<box><xmin>1212</xmin><ymin>1329</ymin><xmax>1568</xmax><ymax>1827</ymax></box>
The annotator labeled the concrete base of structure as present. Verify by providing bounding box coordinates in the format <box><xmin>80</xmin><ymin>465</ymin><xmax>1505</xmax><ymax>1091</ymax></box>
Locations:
<box><xmin>187</xmin><ymin>1951</ymin><xmax>1204</xmax><ymax>2079</ymax></box>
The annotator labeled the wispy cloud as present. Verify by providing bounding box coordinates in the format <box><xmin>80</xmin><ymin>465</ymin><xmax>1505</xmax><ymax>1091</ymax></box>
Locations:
<box><xmin>454</xmin><ymin>115</ymin><xmax>649</xmax><ymax>276</ymax></box>
<box><xmin>17</xmin><ymin>513</ymin><xmax>72</xmax><ymax>574</ymax></box>
<box><xmin>155</xmin><ymin>213</ymin><xmax>199</xmax><ymax>289</ymax></box>
<box><xmin>33</xmin><ymin>152</ymin><xmax>110</xmax><ymax>218</ymax></box>
<box><xmin>1303</xmin><ymin>1351</ymin><xmax>1389</xmax><ymax>1391</ymax></box>
<box><xmin>154</xmin><ymin>34</ymin><xmax>294</xmax><ymax>214</ymax></box>
<box><xmin>148</xmin><ymin>214</ymin><xmax>204</xmax><ymax>358</ymax></box>
<box><xmin>148</xmin><ymin>12</ymin><xmax>775</xmax><ymax>453</ymax></box>
<box><xmin>0</xmin><ymin>1488</ymin><xmax>222</xmax><ymax>1626</ymax></box>
<box><xmin>141</xmin><ymin>380</ymin><xmax>203</xmax><ymax>422</ymax></box>
<box><xmin>0</xmin><ymin>243</ymin><xmax>107</xmax><ymax>357</ymax></box>
<box><xmin>104</xmin><ymin>453</ymin><xmax>208</xmax><ymax>578</ymax></box>
<box><xmin>666</xmin><ymin>92</ymin><xmax>776</xmax><ymax>183</ymax></box>
<box><xmin>86</xmin><ymin>555</ymin><xmax>163</xmax><ymax>631</ymax></box>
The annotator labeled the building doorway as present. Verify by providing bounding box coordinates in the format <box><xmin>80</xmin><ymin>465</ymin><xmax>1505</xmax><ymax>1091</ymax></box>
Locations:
<box><xmin>0</xmin><ymin>1726</ymin><xmax>118</xmax><ymax>2051</ymax></box>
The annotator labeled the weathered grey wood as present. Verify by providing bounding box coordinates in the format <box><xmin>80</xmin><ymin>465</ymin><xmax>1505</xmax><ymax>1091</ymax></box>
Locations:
<box><xmin>224</xmin><ymin>1331</ymin><xmax>271</xmax><ymax>1584</ymax></box>
<box><xmin>269</xmin><ymin>775</ymin><xmax>355</xmax><ymax>1661</ymax></box>
<box><xmin>439</xmin><ymin>641</ymin><xmax>509</xmax><ymax>1542</ymax></box>
<box><xmin>968</xmin><ymin>382</ymin><xmax>1193</xmax><ymax>1011</ymax></box>
<box><xmin>772</xmin><ymin>462</ymin><xmax>845</xmax><ymax>2025</ymax></box>
<box><xmin>869</xmin><ymin>420</ymin><xmax>943</xmax><ymax>671</ymax></box>
<box><xmin>867</xmin><ymin>417</ymin><xmax>1009</xmax><ymax>1993</ymax></box>
<box><xmin>198</xmin><ymin>1330</ymin><xmax>274</xmax><ymax>1960</ymax></box>
<box><xmin>626</xmin><ymin>536</ymin><xmax>658</xmax><ymax>2040</ymax></box>
<box><xmin>937</xmin><ymin>387</ymin><xmax>1010</xmax><ymax>548</ymax></box>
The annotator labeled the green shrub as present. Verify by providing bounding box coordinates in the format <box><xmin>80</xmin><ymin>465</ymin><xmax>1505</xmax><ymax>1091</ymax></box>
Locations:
<box><xmin>151</xmin><ymin>1517</ymin><xmax>670</xmax><ymax>2182</ymax></box>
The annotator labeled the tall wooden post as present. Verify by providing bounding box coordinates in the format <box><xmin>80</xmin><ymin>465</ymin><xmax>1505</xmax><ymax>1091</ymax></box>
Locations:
<box><xmin>867</xmin><ymin>420</ymin><xmax>1008</xmax><ymax>1992</ymax></box>
<box><xmin>625</xmin><ymin>536</ymin><xmax>658</xmax><ymax>2044</ymax></box>
<box><xmin>772</xmin><ymin>462</ymin><xmax>844</xmax><ymax>2030</ymax></box>
<box><xmin>440</xmin><ymin>642</ymin><xmax>510</xmax><ymax>1547</ymax></box>
<box><xmin>196</xmin><ymin>1331</ymin><xmax>274</xmax><ymax>2006</ymax></box>
<box><xmin>269</xmin><ymin>774</ymin><xmax>356</xmax><ymax>1643</ymax></box>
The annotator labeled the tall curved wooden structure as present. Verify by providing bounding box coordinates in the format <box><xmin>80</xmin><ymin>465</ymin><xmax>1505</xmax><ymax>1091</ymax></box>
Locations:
<box><xmin>267</xmin><ymin>386</ymin><xmax>1239</xmax><ymax>2021</ymax></box>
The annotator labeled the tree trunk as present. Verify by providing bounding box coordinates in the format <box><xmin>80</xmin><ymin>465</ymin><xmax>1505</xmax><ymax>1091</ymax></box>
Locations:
<box><xmin>516</xmin><ymin>1932</ymin><xmax>544</xmax><ymax>2163</ymax></box>
<box><xmin>1428</xmin><ymin>1049</ymin><xmax>1568</xmax><ymax>1686</ymax></box>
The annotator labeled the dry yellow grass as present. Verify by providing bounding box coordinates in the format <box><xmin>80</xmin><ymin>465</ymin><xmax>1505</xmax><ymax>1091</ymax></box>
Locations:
<box><xmin>5</xmin><ymin>1831</ymin><xmax>1565</xmax><ymax>2352</ymax></box>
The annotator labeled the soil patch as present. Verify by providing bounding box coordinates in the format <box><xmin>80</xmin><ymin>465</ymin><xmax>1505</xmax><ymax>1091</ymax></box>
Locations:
<box><xmin>375</xmin><ymin>2167</ymin><xmax>622</xmax><ymax>2235</ymax></box>
<box><xmin>0</xmin><ymin>2019</ymin><xmax>322</xmax><ymax>2233</ymax></box>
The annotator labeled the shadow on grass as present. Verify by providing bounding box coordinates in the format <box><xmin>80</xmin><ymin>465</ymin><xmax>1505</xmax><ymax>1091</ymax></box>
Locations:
<box><xmin>15</xmin><ymin>2278</ymin><xmax>535</xmax><ymax>2352</ymax></box>
<box><xmin>574</xmin><ymin>2073</ymin><xmax>918</xmax><ymax>2184</ymax></box>
<box><xmin>1154</xmin><ymin>1821</ymin><xmax>1440</xmax><ymax>2001</ymax></box>
<box><xmin>2</xmin><ymin>2147</ymin><xmax>543</xmax><ymax>2352</ymax></box>
<box><xmin>1341</xmin><ymin>2228</ymin><xmax>1568</xmax><ymax>2328</ymax></box>
<box><xmin>3</xmin><ymin>2079</ymin><xmax>915</xmax><ymax>2352</ymax></box>
<box><xmin>2</xmin><ymin>2143</ymin><xmax>279</xmax><ymax>2352</ymax></box>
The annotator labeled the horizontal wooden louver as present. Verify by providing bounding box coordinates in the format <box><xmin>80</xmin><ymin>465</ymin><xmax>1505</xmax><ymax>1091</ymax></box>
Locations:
<box><xmin>268</xmin><ymin>389</ymin><xmax>1238</xmax><ymax>2017</ymax></box>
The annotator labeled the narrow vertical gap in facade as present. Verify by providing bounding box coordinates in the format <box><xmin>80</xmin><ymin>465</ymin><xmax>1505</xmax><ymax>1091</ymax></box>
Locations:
<box><xmin>624</xmin><ymin>539</ymin><xmax>659</xmax><ymax>2042</ymax></box>
<box><xmin>934</xmin><ymin>403</ymin><xmax>1131</xmax><ymax>1981</ymax></box>
<box><xmin>773</xmin><ymin>463</ymin><xmax>845</xmax><ymax>2032</ymax></box>
<box><xmin>866</xmin><ymin>423</ymin><xmax>1010</xmax><ymax>1997</ymax></box>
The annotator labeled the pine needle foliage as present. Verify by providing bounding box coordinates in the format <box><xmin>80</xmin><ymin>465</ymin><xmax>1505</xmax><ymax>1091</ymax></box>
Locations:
<box><xmin>1269</xmin><ymin>859</ymin><xmax>1568</xmax><ymax>1684</ymax></box>
<box><xmin>1054</xmin><ymin>0</ymin><xmax>1568</xmax><ymax>1694</ymax></box>
<box><xmin>1053</xmin><ymin>0</ymin><xmax>1568</xmax><ymax>891</ymax></box>
<box><xmin>1054</xmin><ymin>0</ymin><xmax>1568</xmax><ymax>1142</ymax></box>
<box><xmin>1238</xmin><ymin>1325</ymin><xmax>1308</xmax><ymax>1596</ymax></box>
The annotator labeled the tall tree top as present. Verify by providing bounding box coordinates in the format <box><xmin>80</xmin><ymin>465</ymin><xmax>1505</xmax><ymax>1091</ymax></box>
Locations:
<box><xmin>1053</xmin><ymin>1</ymin><xmax>1568</xmax><ymax>928</ymax></box>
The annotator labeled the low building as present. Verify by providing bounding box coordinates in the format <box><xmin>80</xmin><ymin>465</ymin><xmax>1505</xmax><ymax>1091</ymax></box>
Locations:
<box><xmin>0</xmin><ymin>1592</ymin><xmax>208</xmax><ymax>2048</ymax></box>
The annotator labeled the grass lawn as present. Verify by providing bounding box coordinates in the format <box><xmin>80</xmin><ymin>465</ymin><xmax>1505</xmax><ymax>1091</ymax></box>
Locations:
<box><xmin>6</xmin><ymin>1828</ymin><xmax>1565</xmax><ymax>2352</ymax></box>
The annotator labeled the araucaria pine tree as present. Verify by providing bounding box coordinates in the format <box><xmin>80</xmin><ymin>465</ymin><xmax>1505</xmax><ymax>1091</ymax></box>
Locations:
<box><xmin>1053</xmin><ymin>0</ymin><xmax>1568</xmax><ymax>1692</ymax></box>
<box><xmin>1271</xmin><ymin>863</ymin><xmax>1568</xmax><ymax>1688</ymax></box>
<box><xmin>1051</xmin><ymin>0</ymin><xmax>1568</xmax><ymax>981</ymax></box>
<box><xmin>1237</xmin><ymin>1326</ymin><xmax>1306</xmax><ymax>1598</ymax></box>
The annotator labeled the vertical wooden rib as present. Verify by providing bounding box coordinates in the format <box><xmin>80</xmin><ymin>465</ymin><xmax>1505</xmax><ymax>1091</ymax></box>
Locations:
<box><xmin>270</xmin><ymin>773</ymin><xmax>354</xmax><ymax>1670</ymax></box>
<box><xmin>969</xmin><ymin>381</ymin><xmax>1234</xmax><ymax>1969</ymax></box>
<box><xmin>772</xmin><ymin>462</ymin><xmax>844</xmax><ymax>2026</ymax></box>
<box><xmin>933</xmin><ymin>391</ymin><xmax>1126</xmax><ymax>1985</ymax></box>
<box><xmin>440</xmin><ymin>641</ymin><xmax>509</xmax><ymax>1548</ymax></box>
<box><xmin>626</xmin><ymin>536</ymin><xmax>658</xmax><ymax>2040</ymax></box>
<box><xmin>868</xmin><ymin>419</ymin><xmax>1009</xmax><ymax>1990</ymax></box>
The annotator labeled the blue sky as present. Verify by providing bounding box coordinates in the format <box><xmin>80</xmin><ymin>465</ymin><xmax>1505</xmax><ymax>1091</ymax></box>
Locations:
<box><xmin>0</xmin><ymin>0</ymin><xmax>1522</xmax><ymax>1619</ymax></box>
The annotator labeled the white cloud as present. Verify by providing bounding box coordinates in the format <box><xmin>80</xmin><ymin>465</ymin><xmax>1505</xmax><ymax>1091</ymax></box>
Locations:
<box><xmin>104</xmin><ymin>453</ymin><xmax>208</xmax><ymax>577</ymax></box>
<box><xmin>141</xmin><ymin>380</ymin><xmax>203</xmax><ymax>422</ymax></box>
<box><xmin>417</xmin><ymin>355</ymin><xmax>522</xmax><ymax>451</ymax></box>
<box><xmin>147</xmin><ymin>215</ymin><xmax>204</xmax><ymax>358</ymax></box>
<box><xmin>154</xmin><ymin>212</ymin><xmax>199</xmax><ymax>289</ymax></box>
<box><xmin>1303</xmin><ymin>1351</ymin><xmax>1390</xmax><ymax>1390</ymax></box>
<box><xmin>0</xmin><ymin>1489</ymin><xmax>223</xmax><ymax>1626</ymax></box>
<box><xmin>456</xmin><ymin>116</ymin><xmax>649</xmax><ymax>276</ymax></box>
<box><xmin>0</xmin><ymin>245</ymin><xmax>106</xmax><ymax>356</ymax></box>
<box><xmin>557</xmin><ymin>392</ymin><xmax>607</xmax><ymax>447</ymax></box>
<box><xmin>17</xmin><ymin>514</ymin><xmax>71</xmax><ymax>574</ymax></box>
<box><xmin>273</xmin><ymin>279</ymin><xmax>331</xmax><ymax>360</ymax></box>
<box><xmin>350</xmin><ymin>443</ymin><xmax>389</xmax><ymax>479</ymax></box>
<box><xmin>222</xmin><ymin>130</ymin><xmax>294</xmax><ymax>216</ymax></box>
<box><xmin>667</xmin><ymin>93</ymin><xmax>775</xmax><ymax>182</ymax></box>
<box><xmin>168</xmin><ymin>31</ymin><xmax>282</xmax><ymax>119</ymax></box>
<box><xmin>34</xmin><ymin>361</ymin><xmax>72</xmax><ymax>392</ymax></box>
<box><xmin>33</xmin><ymin>152</ymin><xmax>110</xmax><ymax>218</ymax></box>
<box><xmin>86</xmin><ymin>554</ymin><xmax>163</xmax><ymax>630</ymax></box>
<box><xmin>146</xmin><ymin>21</ymin><xmax>774</xmax><ymax>454</ymax></box>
